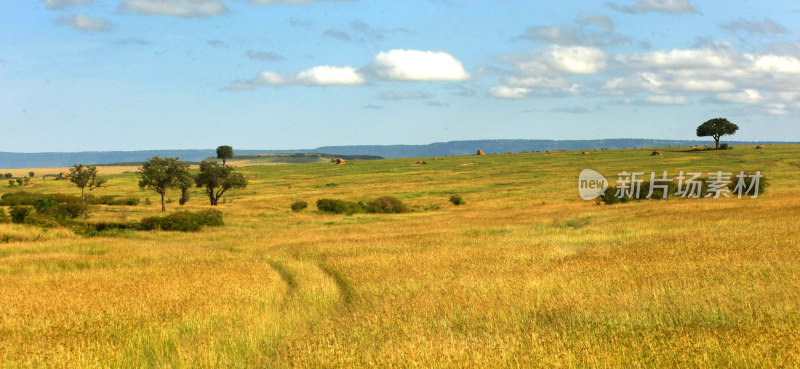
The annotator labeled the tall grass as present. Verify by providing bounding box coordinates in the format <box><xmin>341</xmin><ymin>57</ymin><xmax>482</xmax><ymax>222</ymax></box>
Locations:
<box><xmin>0</xmin><ymin>145</ymin><xmax>799</xmax><ymax>367</ymax></box>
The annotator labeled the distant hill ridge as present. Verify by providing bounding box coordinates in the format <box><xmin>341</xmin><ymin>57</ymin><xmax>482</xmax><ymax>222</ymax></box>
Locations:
<box><xmin>1</xmin><ymin>139</ymin><xmax>796</xmax><ymax>169</ymax></box>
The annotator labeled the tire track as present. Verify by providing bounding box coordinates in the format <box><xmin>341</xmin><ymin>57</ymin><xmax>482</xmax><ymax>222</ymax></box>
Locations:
<box><xmin>317</xmin><ymin>261</ymin><xmax>354</xmax><ymax>306</ymax></box>
<box><xmin>266</xmin><ymin>259</ymin><xmax>298</xmax><ymax>294</ymax></box>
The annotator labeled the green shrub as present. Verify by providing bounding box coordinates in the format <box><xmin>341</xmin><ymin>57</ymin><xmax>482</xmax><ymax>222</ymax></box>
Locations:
<box><xmin>364</xmin><ymin>196</ymin><xmax>409</xmax><ymax>213</ymax></box>
<box><xmin>24</xmin><ymin>213</ymin><xmax>60</xmax><ymax>228</ymax></box>
<box><xmin>316</xmin><ymin>198</ymin><xmax>364</xmax><ymax>215</ymax></box>
<box><xmin>10</xmin><ymin>206</ymin><xmax>32</xmax><ymax>224</ymax></box>
<box><xmin>196</xmin><ymin>209</ymin><xmax>224</xmax><ymax>226</ymax></box>
<box><xmin>159</xmin><ymin>211</ymin><xmax>202</xmax><ymax>232</ymax></box>
<box><xmin>0</xmin><ymin>208</ymin><xmax>9</xmax><ymax>223</ymax></box>
<box><xmin>139</xmin><ymin>216</ymin><xmax>163</xmax><ymax>231</ymax></box>
<box><xmin>138</xmin><ymin>209</ymin><xmax>224</xmax><ymax>232</ymax></box>
<box><xmin>34</xmin><ymin>198</ymin><xmax>58</xmax><ymax>214</ymax></box>
<box><xmin>719</xmin><ymin>143</ymin><xmax>730</xmax><ymax>150</ymax></box>
<box><xmin>597</xmin><ymin>172</ymin><xmax>768</xmax><ymax>204</ymax></box>
<box><xmin>291</xmin><ymin>200</ymin><xmax>308</xmax><ymax>212</ymax></box>
<box><xmin>727</xmin><ymin>171</ymin><xmax>768</xmax><ymax>196</ymax></box>
<box><xmin>449</xmin><ymin>195</ymin><xmax>465</xmax><ymax>206</ymax></box>
<box><xmin>54</xmin><ymin>203</ymin><xmax>83</xmax><ymax>220</ymax></box>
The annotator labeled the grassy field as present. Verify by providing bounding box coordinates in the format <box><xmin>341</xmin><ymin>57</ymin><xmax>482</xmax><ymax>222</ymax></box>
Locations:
<box><xmin>1</xmin><ymin>145</ymin><xmax>799</xmax><ymax>368</ymax></box>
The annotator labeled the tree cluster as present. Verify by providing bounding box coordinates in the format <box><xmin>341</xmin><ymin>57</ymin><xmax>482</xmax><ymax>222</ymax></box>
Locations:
<box><xmin>138</xmin><ymin>154</ymin><xmax>247</xmax><ymax>211</ymax></box>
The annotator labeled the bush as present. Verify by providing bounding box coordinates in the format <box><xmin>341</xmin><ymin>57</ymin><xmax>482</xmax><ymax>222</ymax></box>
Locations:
<box><xmin>449</xmin><ymin>195</ymin><xmax>465</xmax><ymax>206</ymax></box>
<box><xmin>10</xmin><ymin>206</ymin><xmax>32</xmax><ymax>224</ymax></box>
<box><xmin>34</xmin><ymin>198</ymin><xmax>58</xmax><ymax>214</ymax></box>
<box><xmin>719</xmin><ymin>143</ymin><xmax>730</xmax><ymax>150</ymax></box>
<box><xmin>138</xmin><ymin>209</ymin><xmax>224</xmax><ymax>232</ymax></box>
<box><xmin>196</xmin><ymin>209</ymin><xmax>224</xmax><ymax>226</ymax></box>
<box><xmin>139</xmin><ymin>216</ymin><xmax>163</xmax><ymax>231</ymax></box>
<box><xmin>727</xmin><ymin>171</ymin><xmax>769</xmax><ymax>196</ymax></box>
<box><xmin>54</xmin><ymin>203</ymin><xmax>83</xmax><ymax>220</ymax></box>
<box><xmin>0</xmin><ymin>208</ymin><xmax>9</xmax><ymax>223</ymax></box>
<box><xmin>316</xmin><ymin>198</ymin><xmax>364</xmax><ymax>215</ymax></box>
<box><xmin>596</xmin><ymin>172</ymin><xmax>768</xmax><ymax>204</ymax></box>
<box><xmin>291</xmin><ymin>200</ymin><xmax>308</xmax><ymax>212</ymax></box>
<box><xmin>364</xmin><ymin>196</ymin><xmax>409</xmax><ymax>214</ymax></box>
<box><xmin>160</xmin><ymin>211</ymin><xmax>203</xmax><ymax>232</ymax></box>
<box><xmin>24</xmin><ymin>213</ymin><xmax>60</xmax><ymax>228</ymax></box>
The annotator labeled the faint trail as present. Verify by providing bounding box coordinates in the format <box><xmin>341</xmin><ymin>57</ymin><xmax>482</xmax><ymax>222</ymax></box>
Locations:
<box><xmin>267</xmin><ymin>259</ymin><xmax>298</xmax><ymax>292</ymax></box>
<box><xmin>317</xmin><ymin>261</ymin><xmax>354</xmax><ymax>305</ymax></box>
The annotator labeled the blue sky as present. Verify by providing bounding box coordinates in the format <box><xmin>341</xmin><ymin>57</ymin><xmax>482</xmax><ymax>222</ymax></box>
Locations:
<box><xmin>1</xmin><ymin>0</ymin><xmax>799</xmax><ymax>152</ymax></box>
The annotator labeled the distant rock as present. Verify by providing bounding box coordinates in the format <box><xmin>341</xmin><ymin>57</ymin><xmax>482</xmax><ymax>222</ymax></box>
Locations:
<box><xmin>651</xmin><ymin>151</ymin><xmax>662</xmax><ymax>156</ymax></box>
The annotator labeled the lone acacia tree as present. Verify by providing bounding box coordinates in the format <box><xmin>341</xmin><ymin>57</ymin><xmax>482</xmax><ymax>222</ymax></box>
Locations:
<box><xmin>195</xmin><ymin>160</ymin><xmax>247</xmax><ymax>205</ymax></box>
<box><xmin>69</xmin><ymin>164</ymin><xmax>106</xmax><ymax>218</ymax></box>
<box><xmin>697</xmin><ymin>117</ymin><xmax>739</xmax><ymax>149</ymax></box>
<box><xmin>216</xmin><ymin>145</ymin><xmax>234</xmax><ymax>167</ymax></box>
<box><xmin>138</xmin><ymin>157</ymin><xmax>191</xmax><ymax>211</ymax></box>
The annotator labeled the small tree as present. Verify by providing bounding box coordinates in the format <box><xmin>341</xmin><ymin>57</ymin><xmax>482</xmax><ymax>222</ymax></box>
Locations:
<box><xmin>697</xmin><ymin>118</ymin><xmax>739</xmax><ymax>149</ymax></box>
<box><xmin>138</xmin><ymin>157</ymin><xmax>191</xmax><ymax>212</ymax></box>
<box><xmin>177</xmin><ymin>171</ymin><xmax>194</xmax><ymax>206</ymax></box>
<box><xmin>28</xmin><ymin>171</ymin><xmax>35</xmax><ymax>178</ymax></box>
<box><xmin>4</xmin><ymin>173</ymin><xmax>11</xmax><ymax>179</ymax></box>
<box><xmin>216</xmin><ymin>145</ymin><xmax>234</xmax><ymax>167</ymax></box>
<box><xmin>195</xmin><ymin>160</ymin><xmax>247</xmax><ymax>205</ymax></box>
<box><xmin>69</xmin><ymin>164</ymin><xmax>107</xmax><ymax>218</ymax></box>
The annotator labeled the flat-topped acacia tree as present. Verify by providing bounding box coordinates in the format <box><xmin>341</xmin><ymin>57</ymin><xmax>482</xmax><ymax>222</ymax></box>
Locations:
<box><xmin>697</xmin><ymin>118</ymin><xmax>739</xmax><ymax>149</ymax></box>
<box><xmin>138</xmin><ymin>157</ymin><xmax>191</xmax><ymax>212</ymax></box>
<box><xmin>216</xmin><ymin>145</ymin><xmax>234</xmax><ymax>167</ymax></box>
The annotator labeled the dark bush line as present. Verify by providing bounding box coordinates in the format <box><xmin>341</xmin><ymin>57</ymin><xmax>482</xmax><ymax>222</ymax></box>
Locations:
<box><xmin>0</xmin><ymin>192</ymin><xmax>139</xmax><ymax>207</ymax></box>
<box><xmin>316</xmin><ymin>196</ymin><xmax>410</xmax><ymax>215</ymax></box>
<box><xmin>597</xmin><ymin>172</ymin><xmax>768</xmax><ymax>205</ymax></box>
<box><xmin>5</xmin><ymin>205</ymin><xmax>223</xmax><ymax>234</ymax></box>
<box><xmin>139</xmin><ymin>209</ymin><xmax>224</xmax><ymax>232</ymax></box>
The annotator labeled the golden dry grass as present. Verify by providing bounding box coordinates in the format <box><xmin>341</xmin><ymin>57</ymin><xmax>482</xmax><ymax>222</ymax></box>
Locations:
<box><xmin>1</xmin><ymin>145</ymin><xmax>799</xmax><ymax>368</ymax></box>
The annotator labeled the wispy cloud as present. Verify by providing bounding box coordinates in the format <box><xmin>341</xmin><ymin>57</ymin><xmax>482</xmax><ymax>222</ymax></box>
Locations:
<box><xmin>43</xmin><ymin>0</ymin><xmax>92</xmax><ymax>9</ymax></box>
<box><xmin>246</xmin><ymin>50</ymin><xmax>285</xmax><ymax>62</ymax></box>
<box><xmin>56</xmin><ymin>14</ymin><xmax>111</xmax><ymax>31</ymax></box>
<box><xmin>722</xmin><ymin>18</ymin><xmax>787</xmax><ymax>35</ymax></box>
<box><xmin>607</xmin><ymin>0</ymin><xmax>696</xmax><ymax>14</ymax></box>
<box><xmin>121</xmin><ymin>0</ymin><xmax>227</xmax><ymax>17</ymax></box>
<box><xmin>378</xmin><ymin>91</ymin><xmax>432</xmax><ymax>100</ymax></box>
<box><xmin>323</xmin><ymin>29</ymin><xmax>352</xmax><ymax>41</ymax></box>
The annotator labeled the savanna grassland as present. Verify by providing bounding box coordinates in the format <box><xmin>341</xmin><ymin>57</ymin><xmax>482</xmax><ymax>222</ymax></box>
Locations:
<box><xmin>1</xmin><ymin>145</ymin><xmax>799</xmax><ymax>368</ymax></box>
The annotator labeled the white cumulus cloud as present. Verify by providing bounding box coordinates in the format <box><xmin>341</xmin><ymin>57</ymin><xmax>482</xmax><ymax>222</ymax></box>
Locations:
<box><xmin>717</xmin><ymin>89</ymin><xmax>762</xmax><ymax>104</ymax></box>
<box><xmin>645</xmin><ymin>95</ymin><xmax>689</xmax><ymax>104</ymax></box>
<box><xmin>544</xmin><ymin>46</ymin><xmax>606</xmax><ymax>74</ymax></box>
<box><xmin>489</xmin><ymin>86</ymin><xmax>531</xmax><ymax>99</ymax></box>
<box><xmin>628</xmin><ymin>48</ymin><xmax>734</xmax><ymax>69</ymax></box>
<box><xmin>368</xmin><ymin>49</ymin><xmax>471</xmax><ymax>81</ymax></box>
<box><xmin>295</xmin><ymin>66</ymin><xmax>365</xmax><ymax>85</ymax></box>
<box><xmin>748</xmin><ymin>54</ymin><xmax>800</xmax><ymax>74</ymax></box>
